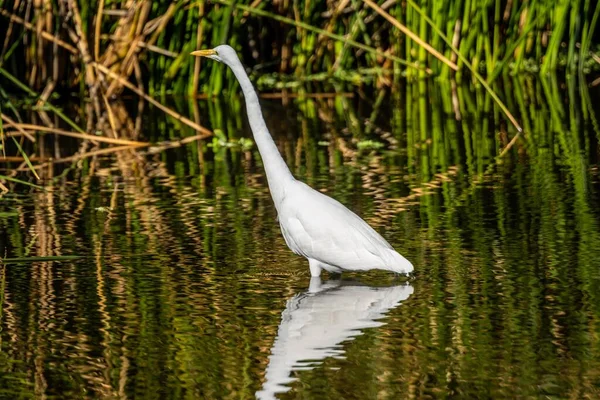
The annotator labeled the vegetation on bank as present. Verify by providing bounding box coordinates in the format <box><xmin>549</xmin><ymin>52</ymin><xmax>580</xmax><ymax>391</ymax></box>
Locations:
<box><xmin>1</xmin><ymin>0</ymin><xmax>599</xmax><ymax>94</ymax></box>
<box><xmin>0</xmin><ymin>0</ymin><xmax>599</xmax><ymax>191</ymax></box>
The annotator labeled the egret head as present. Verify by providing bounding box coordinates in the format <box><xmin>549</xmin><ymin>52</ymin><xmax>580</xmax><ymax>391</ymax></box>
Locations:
<box><xmin>190</xmin><ymin>45</ymin><xmax>237</xmax><ymax>64</ymax></box>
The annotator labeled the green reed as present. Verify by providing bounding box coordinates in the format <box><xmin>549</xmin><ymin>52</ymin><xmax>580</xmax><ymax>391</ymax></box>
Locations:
<box><xmin>0</xmin><ymin>0</ymin><xmax>598</xmax><ymax>98</ymax></box>
<box><xmin>0</xmin><ymin>0</ymin><xmax>599</xmax><ymax>192</ymax></box>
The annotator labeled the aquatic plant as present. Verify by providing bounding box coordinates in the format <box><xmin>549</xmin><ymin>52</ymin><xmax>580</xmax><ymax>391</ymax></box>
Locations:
<box><xmin>1</xmin><ymin>0</ymin><xmax>598</xmax><ymax>95</ymax></box>
<box><xmin>0</xmin><ymin>0</ymin><xmax>598</xmax><ymax>190</ymax></box>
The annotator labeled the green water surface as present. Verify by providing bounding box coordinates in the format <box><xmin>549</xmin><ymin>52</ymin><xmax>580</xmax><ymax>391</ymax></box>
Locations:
<box><xmin>1</xmin><ymin>76</ymin><xmax>600</xmax><ymax>399</ymax></box>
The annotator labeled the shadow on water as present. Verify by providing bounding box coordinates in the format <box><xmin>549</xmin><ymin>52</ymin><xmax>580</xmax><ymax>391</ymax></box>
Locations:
<box><xmin>0</xmin><ymin>74</ymin><xmax>599</xmax><ymax>398</ymax></box>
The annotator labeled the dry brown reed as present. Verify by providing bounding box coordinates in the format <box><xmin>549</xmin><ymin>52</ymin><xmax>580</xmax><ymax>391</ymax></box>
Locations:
<box><xmin>0</xmin><ymin>0</ymin><xmax>213</xmax><ymax>186</ymax></box>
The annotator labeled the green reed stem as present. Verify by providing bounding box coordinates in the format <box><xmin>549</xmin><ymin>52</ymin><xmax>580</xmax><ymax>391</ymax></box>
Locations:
<box><xmin>211</xmin><ymin>0</ymin><xmax>429</xmax><ymax>74</ymax></box>
<box><xmin>10</xmin><ymin>136</ymin><xmax>39</xmax><ymax>180</ymax></box>
<box><xmin>488</xmin><ymin>9</ymin><xmax>550</xmax><ymax>83</ymax></box>
<box><xmin>541</xmin><ymin>2</ymin><xmax>569</xmax><ymax>74</ymax></box>
<box><xmin>1</xmin><ymin>102</ymin><xmax>37</xmax><ymax>178</ymax></box>
<box><xmin>580</xmin><ymin>0</ymin><xmax>600</xmax><ymax>73</ymax></box>
<box><xmin>407</xmin><ymin>0</ymin><xmax>522</xmax><ymax>133</ymax></box>
<box><xmin>0</xmin><ymin>174</ymin><xmax>43</xmax><ymax>189</ymax></box>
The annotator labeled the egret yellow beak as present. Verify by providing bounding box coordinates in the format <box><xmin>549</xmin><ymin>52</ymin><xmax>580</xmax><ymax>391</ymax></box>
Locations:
<box><xmin>190</xmin><ymin>49</ymin><xmax>217</xmax><ymax>57</ymax></box>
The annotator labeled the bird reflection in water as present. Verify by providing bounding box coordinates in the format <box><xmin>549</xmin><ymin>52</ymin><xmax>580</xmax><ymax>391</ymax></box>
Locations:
<box><xmin>256</xmin><ymin>278</ymin><xmax>414</xmax><ymax>399</ymax></box>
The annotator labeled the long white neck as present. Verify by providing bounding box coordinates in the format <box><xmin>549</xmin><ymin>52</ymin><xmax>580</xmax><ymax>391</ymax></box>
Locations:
<box><xmin>225</xmin><ymin>58</ymin><xmax>294</xmax><ymax>208</ymax></box>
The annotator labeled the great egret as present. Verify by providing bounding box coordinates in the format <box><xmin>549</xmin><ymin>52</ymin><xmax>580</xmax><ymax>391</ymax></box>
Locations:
<box><xmin>256</xmin><ymin>278</ymin><xmax>414</xmax><ymax>399</ymax></box>
<box><xmin>191</xmin><ymin>45</ymin><xmax>414</xmax><ymax>277</ymax></box>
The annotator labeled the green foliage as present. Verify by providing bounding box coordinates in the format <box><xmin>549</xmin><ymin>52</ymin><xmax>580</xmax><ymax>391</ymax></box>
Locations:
<box><xmin>0</xmin><ymin>0</ymin><xmax>598</xmax><ymax>96</ymax></box>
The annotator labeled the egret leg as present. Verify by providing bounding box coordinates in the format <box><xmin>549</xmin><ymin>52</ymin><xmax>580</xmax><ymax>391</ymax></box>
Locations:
<box><xmin>308</xmin><ymin>259</ymin><xmax>322</xmax><ymax>277</ymax></box>
<box><xmin>308</xmin><ymin>277</ymin><xmax>323</xmax><ymax>293</ymax></box>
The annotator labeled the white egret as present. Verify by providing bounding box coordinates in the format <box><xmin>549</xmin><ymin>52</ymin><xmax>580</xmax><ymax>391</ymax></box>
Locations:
<box><xmin>191</xmin><ymin>45</ymin><xmax>414</xmax><ymax>277</ymax></box>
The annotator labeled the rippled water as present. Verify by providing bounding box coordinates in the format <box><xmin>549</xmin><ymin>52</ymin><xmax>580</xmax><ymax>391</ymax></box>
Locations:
<box><xmin>1</xmin><ymin>77</ymin><xmax>600</xmax><ymax>398</ymax></box>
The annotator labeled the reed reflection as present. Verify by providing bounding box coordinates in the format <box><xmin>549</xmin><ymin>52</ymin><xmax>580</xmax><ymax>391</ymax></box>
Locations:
<box><xmin>256</xmin><ymin>278</ymin><xmax>414</xmax><ymax>399</ymax></box>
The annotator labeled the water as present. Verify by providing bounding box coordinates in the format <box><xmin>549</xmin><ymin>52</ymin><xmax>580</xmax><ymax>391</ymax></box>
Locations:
<box><xmin>1</xmin><ymin>77</ymin><xmax>600</xmax><ymax>399</ymax></box>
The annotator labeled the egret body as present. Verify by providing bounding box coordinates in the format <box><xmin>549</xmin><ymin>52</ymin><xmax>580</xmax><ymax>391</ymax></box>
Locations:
<box><xmin>192</xmin><ymin>45</ymin><xmax>413</xmax><ymax>277</ymax></box>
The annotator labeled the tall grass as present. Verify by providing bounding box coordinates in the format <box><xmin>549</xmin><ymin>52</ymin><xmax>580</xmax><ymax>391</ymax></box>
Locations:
<box><xmin>0</xmin><ymin>0</ymin><xmax>598</xmax><ymax>97</ymax></box>
<box><xmin>0</xmin><ymin>0</ymin><xmax>598</xmax><ymax>191</ymax></box>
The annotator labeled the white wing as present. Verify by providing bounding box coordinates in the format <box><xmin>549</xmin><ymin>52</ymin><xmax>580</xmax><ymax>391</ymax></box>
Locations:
<box><xmin>278</xmin><ymin>181</ymin><xmax>410</xmax><ymax>272</ymax></box>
